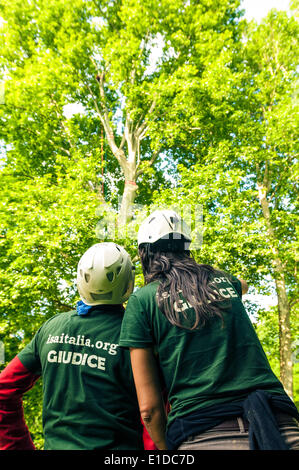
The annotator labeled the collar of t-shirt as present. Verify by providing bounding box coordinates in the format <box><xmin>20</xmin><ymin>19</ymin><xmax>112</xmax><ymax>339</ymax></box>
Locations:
<box><xmin>76</xmin><ymin>300</ymin><xmax>124</xmax><ymax>316</ymax></box>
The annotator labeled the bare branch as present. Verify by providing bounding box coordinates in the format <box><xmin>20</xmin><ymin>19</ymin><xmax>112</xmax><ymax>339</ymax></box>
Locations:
<box><xmin>138</xmin><ymin>125</ymin><xmax>149</xmax><ymax>141</ymax></box>
<box><xmin>85</xmin><ymin>83</ymin><xmax>104</xmax><ymax>120</ymax></box>
<box><xmin>135</xmin><ymin>99</ymin><xmax>156</xmax><ymax>138</ymax></box>
<box><xmin>263</xmin><ymin>159</ymin><xmax>271</xmax><ymax>192</ymax></box>
<box><xmin>290</xmin><ymin>298</ymin><xmax>299</xmax><ymax>308</ymax></box>
<box><xmin>136</xmin><ymin>148</ymin><xmax>160</xmax><ymax>176</ymax></box>
<box><xmin>136</xmin><ymin>139</ymin><xmax>140</xmax><ymax>169</ymax></box>
<box><xmin>148</xmin><ymin>148</ymin><xmax>160</xmax><ymax>166</ymax></box>
<box><xmin>85</xmin><ymin>81</ymin><xmax>127</xmax><ymax>169</ymax></box>
<box><xmin>118</xmin><ymin>134</ymin><xmax>126</xmax><ymax>151</ymax></box>
<box><xmin>130</xmin><ymin>67</ymin><xmax>136</xmax><ymax>85</ymax></box>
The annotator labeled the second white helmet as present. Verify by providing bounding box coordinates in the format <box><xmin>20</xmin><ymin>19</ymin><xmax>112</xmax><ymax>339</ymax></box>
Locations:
<box><xmin>77</xmin><ymin>243</ymin><xmax>135</xmax><ymax>305</ymax></box>
<box><xmin>138</xmin><ymin>210</ymin><xmax>191</xmax><ymax>249</ymax></box>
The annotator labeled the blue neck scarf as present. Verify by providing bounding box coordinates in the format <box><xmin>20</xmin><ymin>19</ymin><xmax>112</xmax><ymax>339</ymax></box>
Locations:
<box><xmin>76</xmin><ymin>300</ymin><xmax>125</xmax><ymax>316</ymax></box>
<box><xmin>76</xmin><ymin>300</ymin><xmax>94</xmax><ymax>316</ymax></box>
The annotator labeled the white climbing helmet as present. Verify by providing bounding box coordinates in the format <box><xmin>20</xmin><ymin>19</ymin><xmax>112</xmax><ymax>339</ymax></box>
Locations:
<box><xmin>77</xmin><ymin>243</ymin><xmax>135</xmax><ymax>305</ymax></box>
<box><xmin>138</xmin><ymin>209</ymin><xmax>192</xmax><ymax>249</ymax></box>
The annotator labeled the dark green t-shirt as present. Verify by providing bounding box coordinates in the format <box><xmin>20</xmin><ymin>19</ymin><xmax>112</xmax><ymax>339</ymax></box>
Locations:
<box><xmin>119</xmin><ymin>274</ymin><xmax>285</xmax><ymax>429</ymax></box>
<box><xmin>18</xmin><ymin>306</ymin><xmax>143</xmax><ymax>450</ymax></box>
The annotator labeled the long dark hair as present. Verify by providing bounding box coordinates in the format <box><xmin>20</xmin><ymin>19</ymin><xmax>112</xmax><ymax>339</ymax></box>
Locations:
<box><xmin>139</xmin><ymin>243</ymin><xmax>229</xmax><ymax>330</ymax></box>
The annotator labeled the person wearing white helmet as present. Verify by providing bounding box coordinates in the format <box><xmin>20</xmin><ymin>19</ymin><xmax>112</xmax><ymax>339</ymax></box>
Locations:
<box><xmin>77</xmin><ymin>242</ymin><xmax>135</xmax><ymax>306</ymax></box>
<box><xmin>0</xmin><ymin>243</ymin><xmax>143</xmax><ymax>450</ymax></box>
<box><xmin>119</xmin><ymin>210</ymin><xmax>299</xmax><ymax>450</ymax></box>
<box><xmin>137</xmin><ymin>209</ymin><xmax>192</xmax><ymax>250</ymax></box>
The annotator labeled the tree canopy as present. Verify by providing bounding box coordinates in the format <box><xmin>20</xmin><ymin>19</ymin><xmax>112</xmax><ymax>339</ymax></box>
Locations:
<box><xmin>0</xmin><ymin>0</ymin><xmax>298</xmax><ymax>449</ymax></box>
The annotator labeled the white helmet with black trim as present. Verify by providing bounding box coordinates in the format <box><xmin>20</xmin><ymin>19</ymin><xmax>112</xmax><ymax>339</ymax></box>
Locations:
<box><xmin>77</xmin><ymin>243</ymin><xmax>134</xmax><ymax>305</ymax></box>
<box><xmin>138</xmin><ymin>209</ymin><xmax>191</xmax><ymax>250</ymax></box>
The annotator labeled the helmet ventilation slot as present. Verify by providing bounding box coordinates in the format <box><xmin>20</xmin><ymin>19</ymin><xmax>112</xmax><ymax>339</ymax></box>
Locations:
<box><xmin>106</xmin><ymin>271</ymin><xmax>114</xmax><ymax>282</ymax></box>
<box><xmin>91</xmin><ymin>291</ymin><xmax>113</xmax><ymax>301</ymax></box>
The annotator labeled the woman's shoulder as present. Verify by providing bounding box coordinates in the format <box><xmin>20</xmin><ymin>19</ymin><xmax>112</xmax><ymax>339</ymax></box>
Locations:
<box><xmin>132</xmin><ymin>281</ymin><xmax>160</xmax><ymax>300</ymax></box>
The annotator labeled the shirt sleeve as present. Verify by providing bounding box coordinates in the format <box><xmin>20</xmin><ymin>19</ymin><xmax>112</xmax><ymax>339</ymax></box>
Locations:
<box><xmin>228</xmin><ymin>274</ymin><xmax>242</xmax><ymax>298</ymax></box>
<box><xmin>119</xmin><ymin>294</ymin><xmax>154</xmax><ymax>348</ymax></box>
<box><xmin>0</xmin><ymin>356</ymin><xmax>40</xmax><ymax>450</ymax></box>
<box><xmin>17</xmin><ymin>330</ymin><xmax>42</xmax><ymax>375</ymax></box>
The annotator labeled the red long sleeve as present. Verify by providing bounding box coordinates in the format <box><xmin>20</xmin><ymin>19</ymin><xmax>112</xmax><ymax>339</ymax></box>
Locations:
<box><xmin>0</xmin><ymin>356</ymin><xmax>40</xmax><ymax>450</ymax></box>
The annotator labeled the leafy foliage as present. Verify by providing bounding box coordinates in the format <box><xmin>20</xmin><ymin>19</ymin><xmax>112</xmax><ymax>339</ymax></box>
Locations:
<box><xmin>0</xmin><ymin>0</ymin><xmax>298</xmax><ymax>449</ymax></box>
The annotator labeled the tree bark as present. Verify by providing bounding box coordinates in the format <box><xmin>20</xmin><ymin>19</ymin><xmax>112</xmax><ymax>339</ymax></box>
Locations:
<box><xmin>257</xmin><ymin>181</ymin><xmax>293</xmax><ymax>398</ymax></box>
<box><xmin>87</xmin><ymin>70</ymin><xmax>158</xmax><ymax>228</ymax></box>
<box><xmin>275</xmin><ymin>276</ymin><xmax>293</xmax><ymax>397</ymax></box>
<box><xmin>117</xmin><ymin>115</ymin><xmax>139</xmax><ymax>227</ymax></box>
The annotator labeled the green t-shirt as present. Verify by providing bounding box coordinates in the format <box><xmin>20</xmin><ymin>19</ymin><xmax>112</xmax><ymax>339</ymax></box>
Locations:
<box><xmin>119</xmin><ymin>274</ymin><xmax>285</xmax><ymax>429</ymax></box>
<box><xmin>18</xmin><ymin>306</ymin><xmax>143</xmax><ymax>450</ymax></box>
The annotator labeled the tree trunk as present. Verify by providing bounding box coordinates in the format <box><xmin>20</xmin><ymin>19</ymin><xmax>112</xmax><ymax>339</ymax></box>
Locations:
<box><xmin>275</xmin><ymin>277</ymin><xmax>293</xmax><ymax>397</ymax></box>
<box><xmin>118</xmin><ymin>180</ymin><xmax>138</xmax><ymax>229</ymax></box>
<box><xmin>89</xmin><ymin>71</ymin><xmax>157</xmax><ymax>234</ymax></box>
<box><xmin>118</xmin><ymin>128</ymin><xmax>139</xmax><ymax>228</ymax></box>
<box><xmin>257</xmin><ymin>182</ymin><xmax>293</xmax><ymax>398</ymax></box>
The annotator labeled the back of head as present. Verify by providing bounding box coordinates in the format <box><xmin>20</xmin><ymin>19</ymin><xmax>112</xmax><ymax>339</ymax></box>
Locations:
<box><xmin>138</xmin><ymin>209</ymin><xmax>191</xmax><ymax>252</ymax></box>
<box><xmin>77</xmin><ymin>242</ymin><xmax>134</xmax><ymax>306</ymax></box>
<box><xmin>138</xmin><ymin>209</ymin><xmax>192</xmax><ymax>281</ymax></box>
<box><xmin>138</xmin><ymin>210</ymin><xmax>225</xmax><ymax>330</ymax></box>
